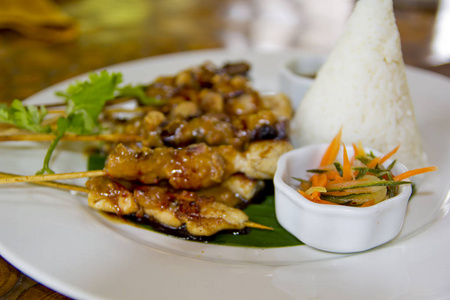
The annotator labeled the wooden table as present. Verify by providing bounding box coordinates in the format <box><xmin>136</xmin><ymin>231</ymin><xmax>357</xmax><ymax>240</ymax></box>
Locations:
<box><xmin>0</xmin><ymin>1</ymin><xmax>447</xmax><ymax>299</ymax></box>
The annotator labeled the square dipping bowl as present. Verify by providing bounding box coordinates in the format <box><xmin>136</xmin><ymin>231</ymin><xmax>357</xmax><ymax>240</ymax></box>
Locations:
<box><xmin>273</xmin><ymin>144</ymin><xmax>412</xmax><ymax>253</ymax></box>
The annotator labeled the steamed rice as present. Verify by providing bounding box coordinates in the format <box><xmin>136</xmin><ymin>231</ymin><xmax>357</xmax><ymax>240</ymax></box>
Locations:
<box><xmin>290</xmin><ymin>0</ymin><xmax>427</xmax><ymax>170</ymax></box>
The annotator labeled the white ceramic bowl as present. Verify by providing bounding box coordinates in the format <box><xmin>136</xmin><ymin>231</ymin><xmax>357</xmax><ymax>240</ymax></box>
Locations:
<box><xmin>274</xmin><ymin>144</ymin><xmax>413</xmax><ymax>253</ymax></box>
<box><xmin>278</xmin><ymin>55</ymin><xmax>325</xmax><ymax>108</ymax></box>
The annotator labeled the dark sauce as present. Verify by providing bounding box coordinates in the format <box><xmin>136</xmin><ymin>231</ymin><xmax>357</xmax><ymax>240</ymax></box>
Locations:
<box><xmin>122</xmin><ymin>213</ymin><xmax>250</xmax><ymax>242</ymax></box>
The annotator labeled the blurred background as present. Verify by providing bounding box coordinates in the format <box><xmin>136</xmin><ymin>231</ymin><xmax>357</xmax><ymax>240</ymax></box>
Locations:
<box><xmin>0</xmin><ymin>0</ymin><xmax>448</xmax><ymax>104</ymax></box>
<box><xmin>0</xmin><ymin>0</ymin><xmax>447</xmax><ymax>298</ymax></box>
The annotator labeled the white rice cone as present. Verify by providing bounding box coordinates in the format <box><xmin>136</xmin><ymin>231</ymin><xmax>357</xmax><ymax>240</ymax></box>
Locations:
<box><xmin>291</xmin><ymin>0</ymin><xmax>427</xmax><ymax>169</ymax></box>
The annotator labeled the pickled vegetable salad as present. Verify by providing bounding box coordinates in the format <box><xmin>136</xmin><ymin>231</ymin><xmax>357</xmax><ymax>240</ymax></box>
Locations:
<box><xmin>296</xmin><ymin>129</ymin><xmax>438</xmax><ymax>207</ymax></box>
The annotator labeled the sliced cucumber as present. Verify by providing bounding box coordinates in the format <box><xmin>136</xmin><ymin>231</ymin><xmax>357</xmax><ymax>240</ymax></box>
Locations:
<box><xmin>326</xmin><ymin>178</ymin><xmax>410</xmax><ymax>192</ymax></box>
<box><xmin>323</xmin><ymin>185</ymin><xmax>387</xmax><ymax>205</ymax></box>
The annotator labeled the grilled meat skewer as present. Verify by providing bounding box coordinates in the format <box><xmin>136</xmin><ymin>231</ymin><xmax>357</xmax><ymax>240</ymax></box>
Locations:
<box><xmin>86</xmin><ymin>176</ymin><xmax>269</xmax><ymax>236</ymax></box>
<box><xmin>105</xmin><ymin>140</ymin><xmax>292</xmax><ymax>190</ymax></box>
<box><xmin>0</xmin><ymin>172</ymin><xmax>271</xmax><ymax>237</ymax></box>
<box><xmin>116</xmin><ymin>93</ymin><xmax>292</xmax><ymax>149</ymax></box>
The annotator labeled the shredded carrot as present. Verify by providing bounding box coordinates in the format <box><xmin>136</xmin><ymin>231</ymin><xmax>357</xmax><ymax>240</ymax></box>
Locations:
<box><xmin>361</xmin><ymin>199</ymin><xmax>375</xmax><ymax>207</ymax></box>
<box><xmin>299</xmin><ymin>190</ymin><xmax>337</xmax><ymax>205</ymax></box>
<box><xmin>311</xmin><ymin>190</ymin><xmax>321</xmax><ymax>199</ymax></box>
<box><xmin>325</xmin><ymin>170</ymin><xmax>341</xmax><ymax>180</ymax></box>
<box><xmin>351</xmin><ymin>143</ymin><xmax>358</xmax><ymax>164</ymax></box>
<box><xmin>394</xmin><ymin>166</ymin><xmax>438</xmax><ymax>182</ymax></box>
<box><xmin>356</xmin><ymin>141</ymin><xmax>365</xmax><ymax>156</ymax></box>
<box><xmin>380</xmin><ymin>144</ymin><xmax>400</xmax><ymax>165</ymax></box>
<box><xmin>298</xmin><ymin>134</ymin><xmax>437</xmax><ymax>207</ymax></box>
<box><xmin>332</xmin><ymin>176</ymin><xmax>344</xmax><ymax>184</ymax></box>
<box><xmin>299</xmin><ymin>190</ymin><xmax>313</xmax><ymax>201</ymax></box>
<box><xmin>311</xmin><ymin>174</ymin><xmax>320</xmax><ymax>187</ymax></box>
<box><xmin>310</xmin><ymin>198</ymin><xmax>339</xmax><ymax>205</ymax></box>
<box><xmin>314</xmin><ymin>173</ymin><xmax>328</xmax><ymax>187</ymax></box>
<box><xmin>367</xmin><ymin>157</ymin><xmax>381</xmax><ymax>169</ymax></box>
<box><xmin>320</xmin><ymin>127</ymin><xmax>342</xmax><ymax>167</ymax></box>
<box><xmin>365</xmin><ymin>144</ymin><xmax>399</xmax><ymax>169</ymax></box>
<box><xmin>342</xmin><ymin>143</ymin><xmax>353</xmax><ymax>181</ymax></box>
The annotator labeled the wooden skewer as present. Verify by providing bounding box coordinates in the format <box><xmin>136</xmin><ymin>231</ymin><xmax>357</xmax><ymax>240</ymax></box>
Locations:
<box><xmin>0</xmin><ymin>134</ymin><xmax>144</xmax><ymax>143</ymax></box>
<box><xmin>0</xmin><ymin>170</ymin><xmax>106</xmax><ymax>184</ymax></box>
<box><xmin>46</xmin><ymin>110</ymin><xmax>66</xmax><ymax>114</ymax></box>
<box><xmin>104</xmin><ymin>96</ymin><xmax>135</xmax><ymax>106</ymax></box>
<box><xmin>103</xmin><ymin>108</ymin><xmax>149</xmax><ymax>114</ymax></box>
<box><xmin>40</xmin><ymin>96</ymin><xmax>136</xmax><ymax>109</ymax></box>
<box><xmin>47</xmin><ymin>107</ymin><xmax>149</xmax><ymax>115</ymax></box>
<box><xmin>0</xmin><ymin>172</ymin><xmax>89</xmax><ymax>193</ymax></box>
<box><xmin>244</xmin><ymin>221</ymin><xmax>273</xmax><ymax>231</ymax></box>
<box><xmin>39</xmin><ymin>102</ymin><xmax>66</xmax><ymax>108</ymax></box>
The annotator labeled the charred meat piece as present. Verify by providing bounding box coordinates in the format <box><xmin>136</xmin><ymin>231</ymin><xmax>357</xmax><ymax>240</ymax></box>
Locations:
<box><xmin>86</xmin><ymin>176</ymin><xmax>139</xmax><ymax>215</ymax></box>
<box><xmin>234</xmin><ymin>140</ymin><xmax>293</xmax><ymax>179</ymax></box>
<box><xmin>115</xmin><ymin>61</ymin><xmax>293</xmax><ymax>148</ymax></box>
<box><xmin>123</xmin><ymin>109</ymin><xmax>289</xmax><ymax>149</ymax></box>
<box><xmin>219</xmin><ymin>62</ymin><xmax>251</xmax><ymax>77</ymax></box>
<box><xmin>160</xmin><ymin>114</ymin><xmax>240</xmax><ymax>148</ymax></box>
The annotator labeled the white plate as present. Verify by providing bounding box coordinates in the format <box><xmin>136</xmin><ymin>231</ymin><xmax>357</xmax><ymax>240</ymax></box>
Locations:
<box><xmin>0</xmin><ymin>49</ymin><xmax>449</xmax><ymax>300</ymax></box>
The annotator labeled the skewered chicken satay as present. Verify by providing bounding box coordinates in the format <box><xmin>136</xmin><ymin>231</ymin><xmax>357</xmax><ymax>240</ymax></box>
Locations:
<box><xmin>89</xmin><ymin>62</ymin><xmax>292</xmax><ymax>150</ymax></box>
<box><xmin>136</xmin><ymin>186</ymin><xmax>249</xmax><ymax>236</ymax></box>
<box><xmin>143</xmin><ymin>62</ymin><xmax>252</xmax><ymax>112</ymax></box>
<box><xmin>105</xmin><ymin>143</ymin><xmax>232</xmax><ymax>190</ymax></box>
<box><xmin>86</xmin><ymin>177</ymin><xmax>252</xmax><ymax>236</ymax></box>
<box><xmin>104</xmin><ymin>140</ymin><xmax>292</xmax><ymax>189</ymax></box>
<box><xmin>117</xmin><ymin>105</ymin><xmax>289</xmax><ymax>149</ymax></box>
<box><xmin>86</xmin><ymin>176</ymin><xmax>138</xmax><ymax>215</ymax></box>
<box><xmin>160</xmin><ymin>111</ymin><xmax>288</xmax><ymax>148</ymax></box>
<box><xmin>0</xmin><ymin>171</ymin><xmax>271</xmax><ymax>237</ymax></box>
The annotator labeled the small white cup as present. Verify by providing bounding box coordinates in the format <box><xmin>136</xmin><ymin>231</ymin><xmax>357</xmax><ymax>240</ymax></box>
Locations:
<box><xmin>278</xmin><ymin>54</ymin><xmax>326</xmax><ymax>108</ymax></box>
<box><xmin>274</xmin><ymin>144</ymin><xmax>412</xmax><ymax>253</ymax></box>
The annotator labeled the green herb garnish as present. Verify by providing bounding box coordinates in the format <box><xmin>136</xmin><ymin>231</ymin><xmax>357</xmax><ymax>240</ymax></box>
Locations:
<box><xmin>36</xmin><ymin>71</ymin><xmax>123</xmax><ymax>174</ymax></box>
<box><xmin>0</xmin><ymin>70</ymin><xmax>155</xmax><ymax>174</ymax></box>
<box><xmin>0</xmin><ymin>100</ymin><xmax>51</xmax><ymax>133</ymax></box>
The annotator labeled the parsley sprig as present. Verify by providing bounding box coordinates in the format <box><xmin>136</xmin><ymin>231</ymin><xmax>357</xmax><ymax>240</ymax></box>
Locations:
<box><xmin>0</xmin><ymin>100</ymin><xmax>51</xmax><ymax>133</ymax></box>
<box><xmin>0</xmin><ymin>70</ymin><xmax>152</xmax><ymax>175</ymax></box>
<box><xmin>56</xmin><ymin>71</ymin><xmax>122</xmax><ymax>135</ymax></box>
<box><xmin>37</xmin><ymin>71</ymin><xmax>124</xmax><ymax>174</ymax></box>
